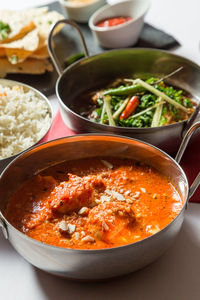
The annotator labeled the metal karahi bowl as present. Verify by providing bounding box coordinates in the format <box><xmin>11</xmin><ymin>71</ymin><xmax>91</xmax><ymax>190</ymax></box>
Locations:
<box><xmin>0</xmin><ymin>79</ymin><xmax>53</xmax><ymax>174</ymax></box>
<box><xmin>0</xmin><ymin>126</ymin><xmax>200</xmax><ymax>280</ymax></box>
<box><xmin>48</xmin><ymin>19</ymin><xmax>200</xmax><ymax>154</ymax></box>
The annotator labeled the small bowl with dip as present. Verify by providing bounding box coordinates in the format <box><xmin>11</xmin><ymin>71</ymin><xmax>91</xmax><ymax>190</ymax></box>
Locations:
<box><xmin>59</xmin><ymin>0</ymin><xmax>106</xmax><ymax>23</ymax></box>
<box><xmin>89</xmin><ymin>0</ymin><xmax>150</xmax><ymax>48</ymax></box>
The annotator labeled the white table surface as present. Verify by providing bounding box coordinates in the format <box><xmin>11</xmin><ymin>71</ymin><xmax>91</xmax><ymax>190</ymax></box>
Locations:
<box><xmin>1</xmin><ymin>0</ymin><xmax>200</xmax><ymax>299</ymax></box>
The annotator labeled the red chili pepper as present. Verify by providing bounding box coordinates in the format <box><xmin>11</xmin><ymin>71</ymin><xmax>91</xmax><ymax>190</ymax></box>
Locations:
<box><xmin>120</xmin><ymin>96</ymin><xmax>139</xmax><ymax>120</ymax></box>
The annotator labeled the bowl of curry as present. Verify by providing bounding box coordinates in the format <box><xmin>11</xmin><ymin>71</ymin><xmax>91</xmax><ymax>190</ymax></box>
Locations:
<box><xmin>4</xmin><ymin>156</ymin><xmax>183</xmax><ymax>250</ymax></box>
<box><xmin>0</xmin><ymin>133</ymin><xmax>199</xmax><ymax>280</ymax></box>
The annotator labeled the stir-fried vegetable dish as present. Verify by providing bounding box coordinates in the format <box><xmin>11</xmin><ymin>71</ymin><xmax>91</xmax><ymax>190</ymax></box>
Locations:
<box><xmin>5</xmin><ymin>157</ymin><xmax>183</xmax><ymax>250</ymax></box>
<box><xmin>78</xmin><ymin>77</ymin><xmax>194</xmax><ymax>128</ymax></box>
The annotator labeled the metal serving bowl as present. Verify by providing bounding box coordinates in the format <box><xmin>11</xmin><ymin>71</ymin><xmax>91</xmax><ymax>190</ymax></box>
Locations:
<box><xmin>48</xmin><ymin>20</ymin><xmax>200</xmax><ymax>153</ymax></box>
<box><xmin>0</xmin><ymin>122</ymin><xmax>199</xmax><ymax>280</ymax></box>
<box><xmin>0</xmin><ymin>79</ymin><xmax>53</xmax><ymax>174</ymax></box>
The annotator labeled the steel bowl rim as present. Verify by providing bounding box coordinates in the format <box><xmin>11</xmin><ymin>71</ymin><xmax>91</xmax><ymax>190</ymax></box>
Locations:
<box><xmin>0</xmin><ymin>133</ymin><xmax>189</xmax><ymax>254</ymax></box>
<box><xmin>0</xmin><ymin>78</ymin><xmax>53</xmax><ymax>163</ymax></box>
<box><xmin>55</xmin><ymin>47</ymin><xmax>200</xmax><ymax>133</ymax></box>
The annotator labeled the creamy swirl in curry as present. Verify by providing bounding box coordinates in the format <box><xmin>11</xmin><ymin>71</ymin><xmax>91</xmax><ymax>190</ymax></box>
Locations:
<box><xmin>5</xmin><ymin>157</ymin><xmax>183</xmax><ymax>249</ymax></box>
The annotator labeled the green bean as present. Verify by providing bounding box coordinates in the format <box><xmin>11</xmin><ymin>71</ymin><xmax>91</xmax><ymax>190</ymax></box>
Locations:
<box><xmin>104</xmin><ymin>84</ymin><xmax>145</xmax><ymax>96</ymax></box>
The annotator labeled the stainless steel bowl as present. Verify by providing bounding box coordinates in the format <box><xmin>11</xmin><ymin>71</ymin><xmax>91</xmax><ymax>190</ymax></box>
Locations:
<box><xmin>0</xmin><ymin>79</ymin><xmax>53</xmax><ymax>174</ymax></box>
<box><xmin>0</xmin><ymin>122</ymin><xmax>199</xmax><ymax>280</ymax></box>
<box><xmin>48</xmin><ymin>19</ymin><xmax>200</xmax><ymax>153</ymax></box>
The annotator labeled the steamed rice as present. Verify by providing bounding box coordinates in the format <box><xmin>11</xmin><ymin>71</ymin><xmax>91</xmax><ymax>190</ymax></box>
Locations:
<box><xmin>0</xmin><ymin>84</ymin><xmax>51</xmax><ymax>159</ymax></box>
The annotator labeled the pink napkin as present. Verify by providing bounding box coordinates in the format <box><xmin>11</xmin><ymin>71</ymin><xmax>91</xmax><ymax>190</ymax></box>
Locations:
<box><xmin>41</xmin><ymin>110</ymin><xmax>200</xmax><ymax>203</ymax></box>
<box><xmin>40</xmin><ymin>110</ymin><xmax>76</xmax><ymax>142</ymax></box>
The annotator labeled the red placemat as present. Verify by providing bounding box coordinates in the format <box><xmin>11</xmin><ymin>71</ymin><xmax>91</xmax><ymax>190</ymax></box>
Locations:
<box><xmin>41</xmin><ymin>110</ymin><xmax>200</xmax><ymax>203</ymax></box>
<box><xmin>40</xmin><ymin>110</ymin><xmax>76</xmax><ymax>141</ymax></box>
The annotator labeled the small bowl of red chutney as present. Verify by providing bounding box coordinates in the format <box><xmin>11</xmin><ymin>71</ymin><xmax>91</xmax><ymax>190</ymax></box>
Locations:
<box><xmin>89</xmin><ymin>0</ymin><xmax>150</xmax><ymax>48</ymax></box>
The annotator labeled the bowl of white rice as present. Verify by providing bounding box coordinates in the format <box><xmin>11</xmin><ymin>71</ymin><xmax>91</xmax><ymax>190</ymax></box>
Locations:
<box><xmin>0</xmin><ymin>79</ymin><xmax>53</xmax><ymax>173</ymax></box>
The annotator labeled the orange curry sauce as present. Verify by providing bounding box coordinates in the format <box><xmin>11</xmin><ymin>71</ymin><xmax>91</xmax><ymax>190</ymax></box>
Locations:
<box><xmin>5</xmin><ymin>158</ymin><xmax>183</xmax><ymax>250</ymax></box>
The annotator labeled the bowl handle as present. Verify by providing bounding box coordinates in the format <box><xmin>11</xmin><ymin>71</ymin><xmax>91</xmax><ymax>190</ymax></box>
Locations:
<box><xmin>181</xmin><ymin>102</ymin><xmax>200</xmax><ymax>138</ymax></box>
<box><xmin>0</xmin><ymin>212</ymin><xmax>8</xmax><ymax>239</ymax></box>
<box><xmin>48</xmin><ymin>19</ymin><xmax>89</xmax><ymax>76</ymax></box>
<box><xmin>175</xmin><ymin>121</ymin><xmax>200</xmax><ymax>199</ymax></box>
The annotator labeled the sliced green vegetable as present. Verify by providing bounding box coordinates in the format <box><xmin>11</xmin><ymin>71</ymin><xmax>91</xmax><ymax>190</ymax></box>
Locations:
<box><xmin>151</xmin><ymin>97</ymin><xmax>163</xmax><ymax>127</ymax></box>
<box><xmin>112</xmin><ymin>98</ymin><xmax>129</xmax><ymax>119</ymax></box>
<box><xmin>129</xmin><ymin>101</ymin><xmax>165</xmax><ymax>120</ymax></box>
<box><xmin>100</xmin><ymin>102</ymin><xmax>106</xmax><ymax>124</ymax></box>
<box><xmin>104</xmin><ymin>95</ymin><xmax>115</xmax><ymax>126</ymax></box>
<box><xmin>135</xmin><ymin>79</ymin><xmax>189</xmax><ymax>113</ymax></box>
<box><xmin>104</xmin><ymin>84</ymin><xmax>145</xmax><ymax>96</ymax></box>
<box><xmin>154</xmin><ymin>67</ymin><xmax>183</xmax><ymax>84</ymax></box>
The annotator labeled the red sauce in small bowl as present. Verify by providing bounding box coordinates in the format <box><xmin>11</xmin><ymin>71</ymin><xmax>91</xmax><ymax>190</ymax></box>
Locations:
<box><xmin>96</xmin><ymin>16</ymin><xmax>132</xmax><ymax>28</ymax></box>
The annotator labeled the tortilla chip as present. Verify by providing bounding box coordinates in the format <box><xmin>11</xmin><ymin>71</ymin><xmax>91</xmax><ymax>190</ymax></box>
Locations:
<box><xmin>30</xmin><ymin>46</ymin><xmax>49</xmax><ymax>59</ymax></box>
<box><xmin>31</xmin><ymin>10</ymin><xmax>64</xmax><ymax>45</ymax></box>
<box><xmin>0</xmin><ymin>8</ymin><xmax>37</xmax><ymax>43</ymax></box>
<box><xmin>0</xmin><ymin>7</ymin><xmax>63</xmax><ymax>74</ymax></box>
<box><xmin>0</xmin><ymin>48</ymin><xmax>5</xmax><ymax>57</ymax></box>
<box><xmin>5</xmin><ymin>48</ymin><xmax>32</xmax><ymax>64</ymax></box>
<box><xmin>0</xmin><ymin>6</ymin><xmax>63</xmax><ymax>44</ymax></box>
<box><xmin>0</xmin><ymin>29</ymin><xmax>39</xmax><ymax>64</ymax></box>
<box><xmin>0</xmin><ymin>29</ymin><xmax>39</xmax><ymax>51</ymax></box>
<box><xmin>0</xmin><ymin>21</ymin><xmax>36</xmax><ymax>44</ymax></box>
<box><xmin>22</xmin><ymin>7</ymin><xmax>49</xmax><ymax>18</ymax></box>
<box><xmin>0</xmin><ymin>57</ymin><xmax>53</xmax><ymax>77</ymax></box>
